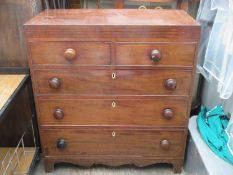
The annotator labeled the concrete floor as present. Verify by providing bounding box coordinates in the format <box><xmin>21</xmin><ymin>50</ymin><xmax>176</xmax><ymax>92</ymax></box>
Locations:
<box><xmin>33</xmin><ymin>160</ymin><xmax>185</xmax><ymax>175</ymax></box>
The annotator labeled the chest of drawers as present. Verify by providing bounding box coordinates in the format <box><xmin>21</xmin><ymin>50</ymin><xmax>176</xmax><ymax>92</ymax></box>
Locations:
<box><xmin>24</xmin><ymin>9</ymin><xmax>200</xmax><ymax>173</ymax></box>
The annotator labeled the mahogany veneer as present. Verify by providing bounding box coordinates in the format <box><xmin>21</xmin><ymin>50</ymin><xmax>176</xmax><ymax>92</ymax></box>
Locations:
<box><xmin>24</xmin><ymin>9</ymin><xmax>200</xmax><ymax>173</ymax></box>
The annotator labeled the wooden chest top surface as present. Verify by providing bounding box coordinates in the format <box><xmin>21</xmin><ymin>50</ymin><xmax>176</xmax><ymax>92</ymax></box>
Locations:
<box><xmin>25</xmin><ymin>9</ymin><xmax>198</xmax><ymax>26</ymax></box>
<box><xmin>24</xmin><ymin>9</ymin><xmax>200</xmax><ymax>42</ymax></box>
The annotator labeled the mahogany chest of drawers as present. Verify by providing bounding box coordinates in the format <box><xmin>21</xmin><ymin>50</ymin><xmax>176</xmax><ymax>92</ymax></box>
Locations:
<box><xmin>24</xmin><ymin>9</ymin><xmax>200</xmax><ymax>173</ymax></box>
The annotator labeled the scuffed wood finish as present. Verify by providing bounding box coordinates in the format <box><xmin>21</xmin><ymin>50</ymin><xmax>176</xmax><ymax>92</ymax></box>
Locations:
<box><xmin>37</xmin><ymin>97</ymin><xmax>188</xmax><ymax>127</ymax></box>
<box><xmin>25</xmin><ymin>9</ymin><xmax>197</xmax><ymax>26</ymax></box>
<box><xmin>24</xmin><ymin>10</ymin><xmax>200</xmax><ymax>42</ymax></box>
<box><xmin>25</xmin><ymin>9</ymin><xmax>200</xmax><ymax>173</ymax></box>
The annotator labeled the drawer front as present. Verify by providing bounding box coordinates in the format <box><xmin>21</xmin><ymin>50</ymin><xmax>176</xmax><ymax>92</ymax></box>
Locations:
<box><xmin>33</xmin><ymin>69</ymin><xmax>192</xmax><ymax>95</ymax></box>
<box><xmin>41</xmin><ymin>129</ymin><xmax>185</xmax><ymax>157</ymax></box>
<box><xmin>38</xmin><ymin>98</ymin><xmax>188</xmax><ymax>127</ymax></box>
<box><xmin>33</xmin><ymin>69</ymin><xmax>112</xmax><ymax>95</ymax></box>
<box><xmin>30</xmin><ymin>42</ymin><xmax>110</xmax><ymax>65</ymax></box>
<box><xmin>115</xmin><ymin>43</ymin><xmax>196</xmax><ymax>66</ymax></box>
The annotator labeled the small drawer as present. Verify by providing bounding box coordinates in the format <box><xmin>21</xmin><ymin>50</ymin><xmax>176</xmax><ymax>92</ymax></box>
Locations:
<box><xmin>33</xmin><ymin>69</ymin><xmax>192</xmax><ymax>96</ymax></box>
<box><xmin>115</xmin><ymin>43</ymin><xmax>196</xmax><ymax>66</ymax></box>
<box><xmin>40</xmin><ymin>129</ymin><xmax>186</xmax><ymax>157</ymax></box>
<box><xmin>29</xmin><ymin>42</ymin><xmax>110</xmax><ymax>65</ymax></box>
<box><xmin>37</xmin><ymin>97</ymin><xmax>188</xmax><ymax>127</ymax></box>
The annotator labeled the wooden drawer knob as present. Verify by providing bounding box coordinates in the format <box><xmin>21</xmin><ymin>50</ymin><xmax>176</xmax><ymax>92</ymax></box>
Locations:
<box><xmin>160</xmin><ymin>140</ymin><xmax>171</xmax><ymax>150</ymax></box>
<box><xmin>64</xmin><ymin>48</ymin><xmax>76</xmax><ymax>61</ymax></box>
<box><xmin>162</xmin><ymin>108</ymin><xmax>174</xmax><ymax>120</ymax></box>
<box><xmin>151</xmin><ymin>49</ymin><xmax>161</xmax><ymax>62</ymax></box>
<box><xmin>165</xmin><ymin>78</ymin><xmax>177</xmax><ymax>90</ymax></box>
<box><xmin>49</xmin><ymin>77</ymin><xmax>61</xmax><ymax>89</ymax></box>
<box><xmin>57</xmin><ymin>139</ymin><xmax>66</xmax><ymax>150</ymax></box>
<box><xmin>53</xmin><ymin>108</ymin><xmax>64</xmax><ymax>120</ymax></box>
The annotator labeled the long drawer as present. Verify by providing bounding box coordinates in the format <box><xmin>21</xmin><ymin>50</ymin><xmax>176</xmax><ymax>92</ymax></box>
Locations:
<box><xmin>33</xmin><ymin>69</ymin><xmax>192</xmax><ymax>95</ymax></box>
<box><xmin>115</xmin><ymin>43</ymin><xmax>196</xmax><ymax>66</ymax></box>
<box><xmin>29</xmin><ymin>42</ymin><xmax>111</xmax><ymax>66</ymax></box>
<box><xmin>37</xmin><ymin>97</ymin><xmax>188</xmax><ymax>127</ymax></box>
<box><xmin>40</xmin><ymin>129</ymin><xmax>186</xmax><ymax>157</ymax></box>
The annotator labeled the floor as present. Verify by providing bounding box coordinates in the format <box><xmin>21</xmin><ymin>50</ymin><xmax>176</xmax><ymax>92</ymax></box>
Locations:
<box><xmin>33</xmin><ymin>160</ymin><xmax>185</xmax><ymax>175</ymax></box>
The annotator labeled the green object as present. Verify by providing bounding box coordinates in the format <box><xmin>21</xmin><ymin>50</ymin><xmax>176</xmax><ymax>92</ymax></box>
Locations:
<box><xmin>197</xmin><ymin>105</ymin><xmax>233</xmax><ymax>165</ymax></box>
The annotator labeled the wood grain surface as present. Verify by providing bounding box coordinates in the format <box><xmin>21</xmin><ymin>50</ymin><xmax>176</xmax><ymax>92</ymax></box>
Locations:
<box><xmin>24</xmin><ymin>10</ymin><xmax>200</xmax><ymax>42</ymax></box>
<box><xmin>33</xmin><ymin>69</ymin><xmax>192</xmax><ymax>95</ymax></box>
<box><xmin>37</xmin><ymin>97</ymin><xmax>188</xmax><ymax>127</ymax></box>
<box><xmin>115</xmin><ymin>42</ymin><xmax>196</xmax><ymax>67</ymax></box>
<box><xmin>0</xmin><ymin>74</ymin><xmax>25</xmax><ymax>111</ymax></box>
<box><xmin>30</xmin><ymin>42</ymin><xmax>111</xmax><ymax>66</ymax></box>
<box><xmin>0</xmin><ymin>147</ymin><xmax>36</xmax><ymax>175</ymax></box>
<box><xmin>40</xmin><ymin>129</ymin><xmax>185</xmax><ymax>157</ymax></box>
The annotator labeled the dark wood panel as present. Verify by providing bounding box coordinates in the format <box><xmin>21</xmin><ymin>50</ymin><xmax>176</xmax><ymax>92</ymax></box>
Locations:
<box><xmin>37</xmin><ymin>97</ymin><xmax>188</xmax><ymax>127</ymax></box>
<box><xmin>33</xmin><ymin>69</ymin><xmax>192</xmax><ymax>96</ymax></box>
<box><xmin>0</xmin><ymin>0</ymin><xmax>42</xmax><ymax>67</ymax></box>
<box><xmin>41</xmin><ymin>129</ymin><xmax>185</xmax><ymax>157</ymax></box>
<box><xmin>0</xmin><ymin>76</ymin><xmax>39</xmax><ymax>147</ymax></box>
<box><xmin>29</xmin><ymin>42</ymin><xmax>111</xmax><ymax>66</ymax></box>
<box><xmin>70</xmin><ymin>0</ymin><xmax>81</xmax><ymax>8</ymax></box>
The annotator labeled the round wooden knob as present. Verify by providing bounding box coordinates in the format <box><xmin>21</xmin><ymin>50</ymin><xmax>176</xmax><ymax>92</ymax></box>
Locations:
<box><xmin>162</xmin><ymin>108</ymin><xmax>174</xmax><ymax>120</ymax></box>
<box><xmin>49</xmin><ymin>77</ymin><xmax>61</xmax><ymax>89</ymax></box>
<box><xmin>151</xmin><ymin>49</ymin><xmax>161</xmax><ymax>62</ymax></box>
<box><xmin>165</xmin><ymin>79</ymin><xmax>177</xmax><ymax>90</ymax></box>
<box><xmin>53</xmin><ymin>108</ymin><xmax>64</xmax><ymax>120</ymax></box>
<box><xmin>64</xmin><ymin>48</ymin><xmax>76</xmax><ymax>61</ymax></box>
<box><xmin>160</xmin><ymin>140</ymin><xmax>170</xmax><ymax>150</ymax></box>
<box><xmin>57</xmin><ymin>139</ymin><xmax>66</xmax><ymax>150</ymax></box>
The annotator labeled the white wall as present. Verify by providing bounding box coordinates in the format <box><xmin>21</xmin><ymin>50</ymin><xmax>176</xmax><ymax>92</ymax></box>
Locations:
<box><xmin>201</xmin><ymin>78</ymin><xmax>233</xmax><ymax>116</ymax></box>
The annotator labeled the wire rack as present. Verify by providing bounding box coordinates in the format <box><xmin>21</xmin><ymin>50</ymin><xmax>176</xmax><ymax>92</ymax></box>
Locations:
<box><xmin>0</xmin><ymin>120</ymin><xmax>38</xmax><ymax>175</ymax></box>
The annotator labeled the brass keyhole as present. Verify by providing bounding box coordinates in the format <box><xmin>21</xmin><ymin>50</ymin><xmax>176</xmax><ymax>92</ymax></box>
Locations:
<box><xmin>112</xmin><ymin>131</ymin><xmax>116</xmax><ymax>137</ymax></box>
